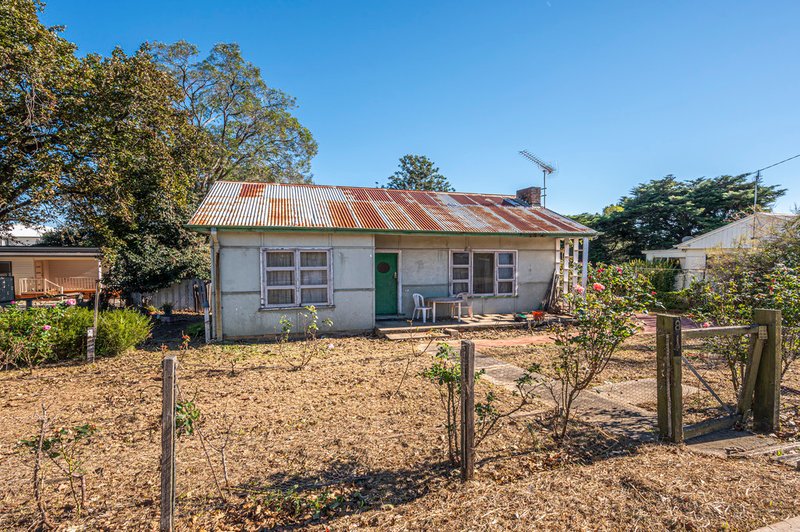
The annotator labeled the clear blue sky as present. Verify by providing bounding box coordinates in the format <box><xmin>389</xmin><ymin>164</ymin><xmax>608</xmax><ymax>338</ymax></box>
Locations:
<box><xmin>43</xmin><ymin>0</ymin><xmax>799</xmax><ymax>215</ymax></box>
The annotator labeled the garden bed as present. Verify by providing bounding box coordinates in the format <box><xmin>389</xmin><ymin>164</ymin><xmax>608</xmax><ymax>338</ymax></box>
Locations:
<box><xmin>1</xmin><ymin>332</ymin><xmax>798</xmax><ymax>530</ymax></box>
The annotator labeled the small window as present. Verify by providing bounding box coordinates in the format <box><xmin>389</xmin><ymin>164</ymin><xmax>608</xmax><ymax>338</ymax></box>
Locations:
<box><xmin>450</xmin><ymin>251</ymin><xmax>517</xmax><ymax>296</ymax></box>
<box><xmin>262</xmin><ymin>248</ymin><xmax>332</xmax><ymax>308</ymax></box>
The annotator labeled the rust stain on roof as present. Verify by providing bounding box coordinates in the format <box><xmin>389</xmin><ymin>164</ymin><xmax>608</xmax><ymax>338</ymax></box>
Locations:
<box><xmin>239</xmin><ymin>183</ymin><xmax>266</xmax><ymax>198</ymax></box>
<box><xmin>188</xmin><ymin>182</ymin><xmax>595</xmax><ymax>236</ymax></box>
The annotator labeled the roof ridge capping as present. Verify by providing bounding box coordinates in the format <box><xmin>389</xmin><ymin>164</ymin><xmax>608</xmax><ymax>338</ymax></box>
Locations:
<box><xmin>212</xmin><ymin>180</ymin><xmax>519</xmax><ymax>198</ymax></box>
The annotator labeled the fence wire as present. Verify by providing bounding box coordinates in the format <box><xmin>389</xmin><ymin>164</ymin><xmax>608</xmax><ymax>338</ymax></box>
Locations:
<box><xmin>680</xmin><ymin>337</ymin><xmax>743</xmax><ymax>427</ymax></box>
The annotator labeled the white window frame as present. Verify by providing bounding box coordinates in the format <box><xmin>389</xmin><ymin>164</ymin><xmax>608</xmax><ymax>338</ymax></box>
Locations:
<box><xmin>449</xmin><ymin>250</ymin><xmax>517</xmax><ymax>297</ymax></box>
<box><xmin>260</xmin><ymin>247</ymin><xmax>333</xmax><ymax>308</ymax></box>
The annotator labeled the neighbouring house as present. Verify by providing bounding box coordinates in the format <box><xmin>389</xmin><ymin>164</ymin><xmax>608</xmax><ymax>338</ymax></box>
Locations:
<box><xmin>188</xmin><ymin>182</ymin><xmax>595</xmax><ymax>339</ymax></box>
<box><xmin>0</xmin><ymin>224</ymin><xmax>46</xmax><ymax>246</ymax></box>
<box><xmin>643</xmin><ymin>212</ymin><xmax>797</xmax><ymax>289</ymax></box>
<box><xmin>0</xmin><ymin>246</ymin><xmax>103</xmax><ymax>301</ymax></box>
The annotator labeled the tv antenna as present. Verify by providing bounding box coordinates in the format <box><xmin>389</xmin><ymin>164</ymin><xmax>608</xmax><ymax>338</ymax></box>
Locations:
<box><xmin>519</xmin><ymin>150</ymin><xmax>556</xmax><ymax>207</ymax></box>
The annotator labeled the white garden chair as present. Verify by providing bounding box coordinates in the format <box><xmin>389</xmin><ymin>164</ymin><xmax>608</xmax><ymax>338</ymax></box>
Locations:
<box><xmin>456</xmin><ymin>292</ymin><xmax>474</xmax><ymax>318</ymax></box>
<box><xmin>412</xmin><ymin>293</ymin><xmax>432</xmax><ymax>323</ymax></box>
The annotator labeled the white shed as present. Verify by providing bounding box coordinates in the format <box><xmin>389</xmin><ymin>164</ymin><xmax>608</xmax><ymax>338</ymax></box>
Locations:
<box><xmin>643</xmin><ymin>213</ymin><xmax>797</xmax><ymax>288</ymax></box>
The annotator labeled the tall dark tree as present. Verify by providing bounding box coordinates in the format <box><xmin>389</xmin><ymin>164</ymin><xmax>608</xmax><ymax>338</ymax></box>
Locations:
<box><xmin>61</xmin><ymin>46</ymin><xmax>212</xmax><ymax>294</ymax></box>
<box><xmin>152</xmin><ymin>41</ymin><xmax>317</xmax><ymax>193</ymax></box>
<box><xmin>386</xmin><ymin>154</ymin><xmax>454</xmax><ymax>191</ymax></box>
<box><xmin>0</xmin><ymin>0</ymin><xmax>80</xmax><ymax>231</ymax></box>
<box><xmin>573</xmin><ymin>174</ymin><xmax>785</xmax><ymax>263</ymax></box>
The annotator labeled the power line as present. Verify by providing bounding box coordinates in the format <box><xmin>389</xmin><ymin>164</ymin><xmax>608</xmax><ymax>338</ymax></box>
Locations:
<box><xmin>745</xmin><ymin>152</ymin><xmax>800</xmax><ymax>176</ymax></box>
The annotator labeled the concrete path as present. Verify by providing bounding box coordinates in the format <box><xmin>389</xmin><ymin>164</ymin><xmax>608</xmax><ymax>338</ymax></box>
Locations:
<box><xmin>751</xmin><ymin>516</ymin><xmax>800</xmax><ymax>531</ymax></box>
<box><xmin>474</xmin><ymin>350</ymin><xmax>658</xmax><ymax>441</ymax></box>
<box><xmin>472</xmin><ymin>348</ymin><xmax>798</xmax><ymax>465</ymax></box>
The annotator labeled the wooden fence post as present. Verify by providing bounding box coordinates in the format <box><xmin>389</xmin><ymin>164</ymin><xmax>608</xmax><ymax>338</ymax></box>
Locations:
<box><xmin>86</xmin><ymin>327</ymin><xmax>96</xmax><ymax>363</ymax></box>
<box><xmin>656</xmin><ymin>315</ymin><xmax>683</xmax><ymax>442</ymax></box>
<box><xmin>160</xmin><ymin>356</ymin><xmax>177</xmax><ymax>532</ymax></box>
<box><xmin>460</xmin><ymin>340</ymin><xmax>475</xmax><ymax>481</ymax></box>
<box><xmin>753</xmin><ymin>309</ymin><xmax>781</xmax><ymax>433</ymax></box>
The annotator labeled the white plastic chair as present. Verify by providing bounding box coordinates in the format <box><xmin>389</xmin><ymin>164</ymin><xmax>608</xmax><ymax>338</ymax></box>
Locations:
<box><xmin>456</xmin><ymin>292</ymin><xmax>474</xmax><ymax>318</ymax></box>
<box><xmin>412</xmin><ymin>293</ymin><xmax>432</xmax><ymax>323</ymax></box>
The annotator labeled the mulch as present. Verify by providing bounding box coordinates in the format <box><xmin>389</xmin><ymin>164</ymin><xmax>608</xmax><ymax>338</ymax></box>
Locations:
<box><xmin>1</xmin><ymin>327</ymin><xmax>798</xmax><ymax>530</ymax></box>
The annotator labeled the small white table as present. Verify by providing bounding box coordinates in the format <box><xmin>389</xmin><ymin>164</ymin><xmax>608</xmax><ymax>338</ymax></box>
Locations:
<box><xmin>428</xmin><ymin>297</ymin><xmax>463</xmax><ymax>323</ymax></box>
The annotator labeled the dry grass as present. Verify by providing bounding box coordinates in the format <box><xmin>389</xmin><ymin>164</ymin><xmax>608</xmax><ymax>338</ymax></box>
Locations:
<box><xmin>1</xmin><ymin>329</ymin><xmax>798</xmax><ymax>531</ymax></box>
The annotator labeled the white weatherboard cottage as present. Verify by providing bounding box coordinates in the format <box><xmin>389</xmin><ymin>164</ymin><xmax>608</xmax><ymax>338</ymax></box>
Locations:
<box><xmin>643</xmin><ymin>213</ymin><xmax>797</xmax><ymax>288</ymax></box>
<box><xmin>188</xmin><ymin>182</ymin><xmax>596</xmax><ymax>339</ymax></box>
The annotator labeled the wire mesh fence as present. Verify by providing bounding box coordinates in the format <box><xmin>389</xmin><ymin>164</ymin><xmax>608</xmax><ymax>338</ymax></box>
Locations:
<box><xmin>681</xmin><ymin>337</ymin><xmax>742</xmax><ymax>427</ymax></box>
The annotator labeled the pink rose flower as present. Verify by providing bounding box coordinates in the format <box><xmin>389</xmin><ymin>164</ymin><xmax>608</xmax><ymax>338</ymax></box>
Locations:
<box><xmin>701</xmin><ymin>322</ymin><xmax>711</xmax><ymax>328</ymax></box>
<box><xmin>42</xmin><ymin>325</ymin><xmax>51</xmax><ymax>331</ymax></box>
<box><xmin>574</xmin><ymin>284</ymin><xmax>585</xmax><ymax>294</ymax></box>
<box><xmin>617</xmin><ymin>267</ymin><xmax>623</xmax><ymax>274</ymax></box>
<box><xmin>65</xmin><ymin>299</ymin><xmax>77</xmax><ymax>306</ymax></box>
<box><xmin>592</xmin><ymin>283</ymin><xmax>606</xmax><ymax>292</ymax></box>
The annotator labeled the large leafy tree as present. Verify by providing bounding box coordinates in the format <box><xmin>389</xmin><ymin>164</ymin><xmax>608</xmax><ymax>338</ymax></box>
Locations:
<box><xmin>152</xmin><ymin>41</ymin><xmax>317</xmax><ymax>193</ymax></box>
<box><xmin>386</xmin><ymin>154</ymin><xmax>454</xmax><ymax>191</ymax></box>
<box><xmin>0</xmin><ymin>0</ymin><xmax>80</xmax><ymax>231</ymax></box>
<box><xmin>60</xmin><ymin>47</ymin><xmax>212</xmax><ymax>294</ymax></box>
<box><xmin>573</xmin><ymin>174</ymin><xmax>785</xmax><ymax>262</ymax></box>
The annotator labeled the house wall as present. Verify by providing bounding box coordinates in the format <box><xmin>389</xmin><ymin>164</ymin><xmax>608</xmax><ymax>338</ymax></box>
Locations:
<box><xmin>375</xmin><ymin>234</ymin><xmax>557</xmax><ymax>317</ymax></box>
<box><xmin>216</xmin><ymin>231</ymin><xmax>375</xmax><ymax>338</ymax></box>
<box><xmin>5</xmin><ymin>258</ymin><xmax>35</xmax><ymax>295</ymax></box>
<box><xmin>215</xmin><ymin>231</ymin><xmax>560</xmax><ymax>337</ymax></box>
<box><xmin>46</xmin><ymin>259</ymin><xmax>99</xmax><ymax>281</ymax></box>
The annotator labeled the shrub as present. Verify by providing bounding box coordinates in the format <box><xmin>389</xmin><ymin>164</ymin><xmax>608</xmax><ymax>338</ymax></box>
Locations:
<box><xmin>657</xmin><ymin>290</ymin><xmax>690</xmax><ymax>312</ymax></box>
<box><xmin>51</xmin><ymin>307</ymin><xmax>94</xmax><ymax>359</ymax></box>
<box><xmin>624</xmin><ymin>258</ymin><xmax>679</xmax><ymax>293</ymax></box>
<box><xmin>96</xmin><ymin>309</ymin><xmax>152</xmax><ymax>357</ymax></box>
<box><xmin>0</xmin><ymin>304</ymin><xmax>66</xmax><ymax>368</ymax></box>
<box><xmin>0</xmin><ymin>305</ymin><xmax>151</xmax><ymax>367</ymax></box>
<box><xmin>544</xmin><ymin>263</ymin><xmax>655</xmax><ymax>438</ymax></box>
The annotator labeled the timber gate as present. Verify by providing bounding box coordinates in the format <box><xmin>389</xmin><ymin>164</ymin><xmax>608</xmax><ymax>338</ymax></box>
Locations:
<box><xmin>656</xmin><ymin>309</ymin><xmax>781</xmax><ymax>442</ymax></box>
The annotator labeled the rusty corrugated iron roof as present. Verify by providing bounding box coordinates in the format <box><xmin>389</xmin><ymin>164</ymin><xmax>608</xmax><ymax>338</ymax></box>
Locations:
<box><xmin>187</xmin><ymin>182</ymin><xmax>596</xmax><ymax>236</ymax></box>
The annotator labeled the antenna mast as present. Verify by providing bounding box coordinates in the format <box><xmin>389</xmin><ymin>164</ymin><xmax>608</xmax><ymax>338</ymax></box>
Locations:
<box><xmin>519</xmin><ymin>150</ymin><xmax>555</xmax><ymax>207</ymax></box>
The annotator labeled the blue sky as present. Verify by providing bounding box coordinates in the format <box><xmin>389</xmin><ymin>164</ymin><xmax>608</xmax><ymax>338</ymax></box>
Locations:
<box><xmin>43</xmin><ymin>1</ymin><xmax>799</xmax><ymax>215</ymax></box>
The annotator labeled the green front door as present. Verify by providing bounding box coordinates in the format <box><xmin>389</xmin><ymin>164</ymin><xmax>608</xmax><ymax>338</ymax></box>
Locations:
<box><xmin>375</xmin><ymin>252</ymin><xmax>398</xmax><ymax>316</ymax></box>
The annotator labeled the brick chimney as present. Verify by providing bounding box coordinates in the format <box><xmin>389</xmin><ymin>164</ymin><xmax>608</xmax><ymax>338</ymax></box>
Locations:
<box><xmin>516</xmin><ymin>186</ymin><xmax>541</xmax><ymax>207</ymax></box>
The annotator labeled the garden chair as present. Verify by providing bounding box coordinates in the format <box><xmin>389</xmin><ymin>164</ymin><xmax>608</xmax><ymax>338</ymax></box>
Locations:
<box><xmin>456</xmin><ymin>292</ymin><xmax>474</xmax><ymax>318</ymax></box>
<box><xmin>412</xmin><ymin>293</ymin><xmax>432</xmax><ymax>323</ymax></box>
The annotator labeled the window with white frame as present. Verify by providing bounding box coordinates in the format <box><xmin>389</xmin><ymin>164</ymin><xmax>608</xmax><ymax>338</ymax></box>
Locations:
<box><xmin>262</xmin><ymin>248</ymin><xmax>332</xmax><ymax>307</ymax></box>
<box><xmin>450</xmin><ymin>250</ymin><xmax>516</xmax><ymax>296</ymax></box>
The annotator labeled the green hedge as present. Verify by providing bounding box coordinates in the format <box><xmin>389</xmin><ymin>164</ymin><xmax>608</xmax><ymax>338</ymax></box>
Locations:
<box><xmin>656</xmin><ymin>290</ymin><xmax>691</xmax><ymax>312</ymax></box>
<box><xmin>1</xmin><ymin>304</ymin><xmax>152</xmax><ymax>367</ymax></box>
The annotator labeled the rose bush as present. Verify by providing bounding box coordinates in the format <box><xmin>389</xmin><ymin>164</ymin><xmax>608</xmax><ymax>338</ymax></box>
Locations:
<box><xmin>0</xmin><ymin>303</ymin><xmax>152</xmax><ymax>368</ymax></box>
<box><xmin>538</xmin><ymin>263</ymin><xmax>656</xmax><ymax>438</ymax></box>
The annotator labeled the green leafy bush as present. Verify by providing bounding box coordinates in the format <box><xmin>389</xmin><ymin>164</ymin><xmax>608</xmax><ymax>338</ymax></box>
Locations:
<box><xmin>657</xmin><ymin>290</ymin><xmax>690</xmax><ymax>312</ymax></box>
<box><xmin>624</xmin><ymin>259</ymin><xmax>679</xmax><ymax>293</ymax></box>
<box><xmin>0</xmin><ymin>304</ymin><xmax>64</xmax><ymax>368</ymax></box>
<box><xmin>1</xmin><ymin>304</ymin><xmax>152</xmax><ymax>367</ymax></box>
<box><xmin>96</xmin><ymin>309</ymin><xmax>152</xmax><ymax>357</ymax></box>
<box><xmin>52</xmin><ymin>307</ymin><xmax>94</xmax><ymax>359</ymax></box>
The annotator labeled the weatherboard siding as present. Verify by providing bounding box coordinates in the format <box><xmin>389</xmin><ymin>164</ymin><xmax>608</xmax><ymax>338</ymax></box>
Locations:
<box><xmin>215</xmin><ymin>231</ymin><xmax>559</xmax><ymax>337</ymax></box>
<box><xmin>375</xmin><ymin>235</ymin><xmax>557</xmax><ymax>317</ymax></box>
<box><xmin>216</xmin><ymin>231</ymin><xmax>375</xmax><ymax>338</ymax></box>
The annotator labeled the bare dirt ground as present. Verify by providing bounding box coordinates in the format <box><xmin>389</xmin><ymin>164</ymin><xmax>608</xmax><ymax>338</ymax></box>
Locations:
<box><xmin>1</xmin><ymin>325</ymin><xmax>799</xmax><ymax>530</ymax></box>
